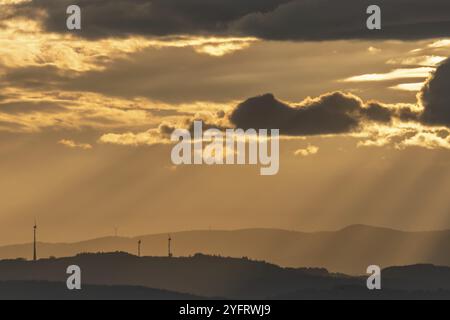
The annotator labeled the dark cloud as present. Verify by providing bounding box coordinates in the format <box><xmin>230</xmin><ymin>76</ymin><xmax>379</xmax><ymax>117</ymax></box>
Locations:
<box><xmin>420</xmin><ymin>58</ymin><xmax>450</xmax><ymax>126</ymax></box>
<box><xmin>363</xmin><ymin>102</ymin><xmax>393</xmax><ymax>123</ymax></box>
<box><xmin>0</xmin><ymin>101</ymin><xmax>66</xmax><ymax>114</ymax></box>
<box><xmin>0</xmin><ymin>120</ymin><xmax>27</xmax><ymax>131</ymax></box>
<box><xmin>232</xmin><ymin>0</ymin><xmax>450</xmax><ymax>41</ymax></box>
<box><xmin>15</xmin><ymin>0</ymin><xmax>290</xmax><ymax>39</ymax></box>
<box><xmin>398</xmin><ymin>106</ymin><xmax>421</xmax><ymax>122</ymax></box>
<box><xmin>1</xmin><ymin>65</ymin><xmax>67</xmax><ymax>91</ymax></box>
<box><xmin>229</xmin><ymin>92</ymin><xmax>413</xmax><ymax>135</ymax></box>
<box><xmin>12</xmin><ymin>0</ymin><xmax>450</xmax><ymax>40</ymax></box>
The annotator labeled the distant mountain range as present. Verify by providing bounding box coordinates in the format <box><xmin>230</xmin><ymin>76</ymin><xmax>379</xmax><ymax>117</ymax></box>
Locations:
<box><xmin>1</xmin><ymin>253</ymin><xmax>450</xmax><ymax>300</ymax></box>
<box><xmin>1</xmin><ymin>224</ymin><xmax>450</xmax><ymax>275</ymax></box>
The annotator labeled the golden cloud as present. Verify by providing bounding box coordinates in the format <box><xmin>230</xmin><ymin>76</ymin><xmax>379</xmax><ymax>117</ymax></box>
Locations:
<box><xmin>342</xmin><ymin>67</ymin><xmax>434</xmax><ymax>82</ymax></box>
<box><xmin>294</xmin><ymin>145</ymin><xmax>319</xmax><ymax>157</ymax></box>
<box><xmin>58</xmin><ymin>139</ymin><xmax>93</xmax><ymax>150</ymax></box>
<box><xmin>0</xmin><ymin>16</ymin><xmax>257</xmax><ymax>73</ymax></box>
<box><xmin>99</xmin><ymin>123</ymin><xmax>174</xmax><ymax>146</ymax></box>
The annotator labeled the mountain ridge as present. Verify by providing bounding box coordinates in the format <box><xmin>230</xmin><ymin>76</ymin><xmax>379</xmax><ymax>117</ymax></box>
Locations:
<box><xmin>2</xmin><ymin>224</ymin><xmax>450</xmax><ymax>275</ymax></box>
<box><xmin>6</xmin><ymin>224</ymin><xmax>450</xmax><ymax>246</ymax></box>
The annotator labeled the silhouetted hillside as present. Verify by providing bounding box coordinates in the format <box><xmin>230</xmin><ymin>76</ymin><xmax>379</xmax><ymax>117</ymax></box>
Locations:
<box><xmin>382</xmin><ymin>264</ymin><xmax>450</xmax><ymax>291</ymax></box>
<box><xmin>0</xmin><ymin>253</ymin><xmax>449</xmax><ymax>299</ymax></box>
<box><xmin>273</xmin><ymin>286</ymin><xmax>450</xmax><ymax>300</ymax></box>
<box><xmin>0</xmin><ymin>281</ymin><xmax>201</xmax><ymax>300</ymax></box>
<box><xmin>0</xmin><ymin>253</ymin><xmax>347</xmax><ymax>299</ymax></box>
<box><xmin>2</xmin><ymin>225</ymin><xmax>450</xmax><ymax>274</ymax></box>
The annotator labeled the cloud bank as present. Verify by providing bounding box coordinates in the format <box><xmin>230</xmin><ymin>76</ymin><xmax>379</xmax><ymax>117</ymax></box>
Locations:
<box><xmin>420</xmin><ymin>58</ymin><xmax>450</xmax><ymax>126</ymax></box>
<box><xmin>98</xmin><ymin>58</ymin><xmax>450</xmax><ymax>148</ymax></box>
<box><xmin>10</xmin><ymin>0</ymin><xmax>450</xmax><ymax>40</ymax></box>
<box><xmin>229</xmin><ymin>92</ymin><xmax>416</xmax><ymax>136</ymax></box>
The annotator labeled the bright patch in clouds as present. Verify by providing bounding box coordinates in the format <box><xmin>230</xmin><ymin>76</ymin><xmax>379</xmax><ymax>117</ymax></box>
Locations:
<box><xmin>429</xmin><ymin>40</ymin><xmax>450</xmax><ymax>48</ymax></box>
<box><xmin>294</xmin><ymin>145</ymin><xmax>319</xmax><ymax>157</ymax></box>
<box><xmin>390</xmin><ymin>82</ymin><xmax>425</xmax><ymax>92</ymax></box>
<box><xmin>99</xmin><ymin>127</ymin><xmax>172</xmax><ymax>147</ymax></box>
<box><xmin>387</xmin><ymin>55</ymin><xmax>446</xmax><ymax>67</ymax></box>
<box><xmin>342</xmin><ymin>67</ymin><xmax>434</xmax><ymax>82</ymax></box>
<box><xmin>0</xmin><ymin>18</ymin><xmax>257</xmax><ymax>73</ymax></box>
<box><xmin>59</xmin><ymin>139</ymin><xmax>93</xmax><ymax>150</ymax></box>
<box><xmin>368</xmin><ymin>46</ymin><xmax>381</xmax><ymax>54</ymax></box>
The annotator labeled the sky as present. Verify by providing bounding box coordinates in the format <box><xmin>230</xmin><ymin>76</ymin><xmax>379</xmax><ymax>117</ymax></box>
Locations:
<box><xmin>1</xmin><ymin>0</ymin><xmax>450</xmax><ymax>245</ymax></box>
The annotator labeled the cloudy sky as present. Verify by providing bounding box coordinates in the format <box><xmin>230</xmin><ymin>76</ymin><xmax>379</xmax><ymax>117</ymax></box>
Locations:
<box><xmin>1</xmin><ymin>0</ymin><xmax>450</xmax><ymax>245</ymax></box>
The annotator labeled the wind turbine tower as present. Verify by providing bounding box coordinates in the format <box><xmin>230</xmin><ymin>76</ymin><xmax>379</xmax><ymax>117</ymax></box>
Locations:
<box><xmin>33</xmin><ymin>220</ymin><xmax>37</xmax><ymax>261</ymax></box>
<box><xmin>168</xmin><ymin>235</ymin><xmax>173</xmax><ymax>258</ymax></box>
